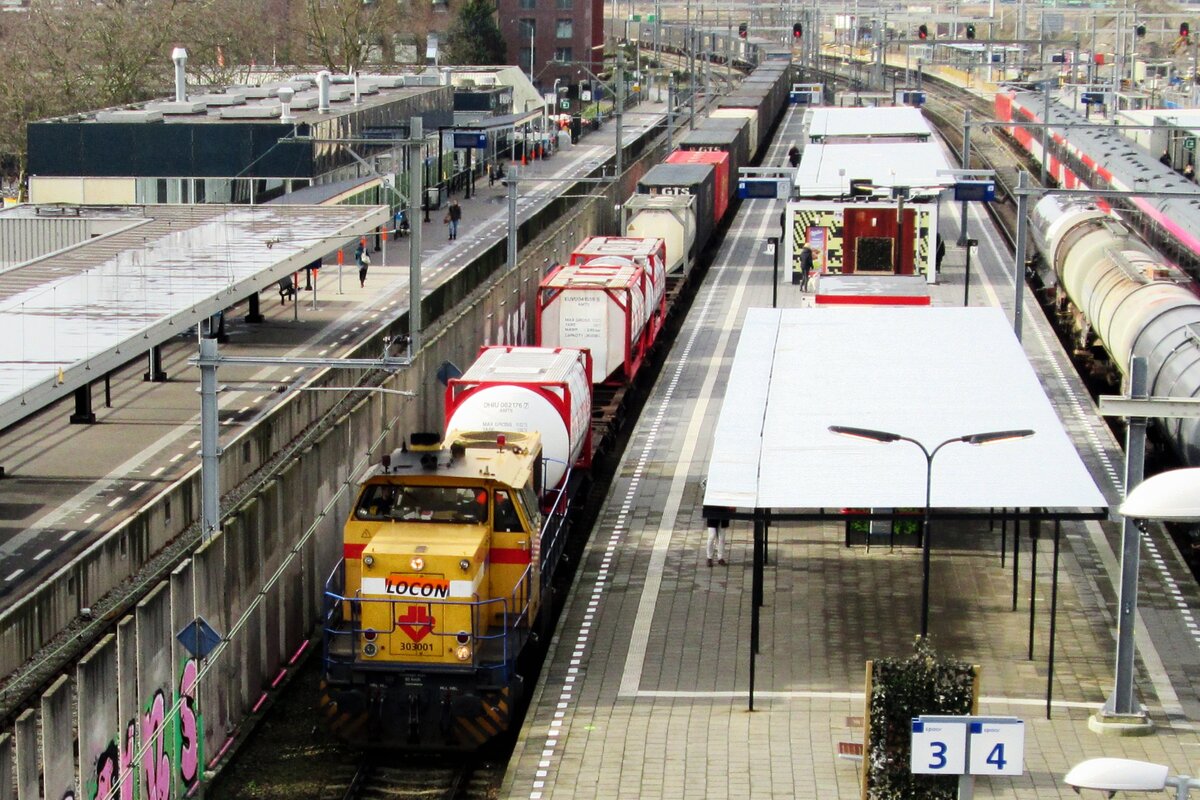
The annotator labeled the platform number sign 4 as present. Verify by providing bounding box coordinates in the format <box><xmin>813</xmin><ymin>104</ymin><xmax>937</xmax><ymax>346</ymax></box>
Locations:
<box><xmin>910</xmin><ymin>720</ymin><xmax>966</xmax><ymax>775</ymax></box>
<box><xmin>967</xmin><ymin>721</ymin><xmax>1024</xmax><ymax>776</ymax></box>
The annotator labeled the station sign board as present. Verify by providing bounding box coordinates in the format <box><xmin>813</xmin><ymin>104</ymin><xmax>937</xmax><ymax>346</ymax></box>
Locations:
<box><xmin>911</xmin><ymin>716</ymin><xmax>1025</xmax><ymax>777</ymax></box>
<box><xmin>954</xmin><ymin>180</ymin><xmax>996</xmax><ymax>202</ymax></box>
<box><xmin>453</xmin><ymin>132</ymin><xmax>487</xmax><ymax>149</ymax></box>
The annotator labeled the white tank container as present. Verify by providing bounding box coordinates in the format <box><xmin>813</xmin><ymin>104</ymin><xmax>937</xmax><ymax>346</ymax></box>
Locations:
<box><xmin>569</xmin><ymin>236</ymin><xmax>667</xmax><ymax>314</ymax></box>
<box><xmin>445</xmin><ymin>346</ymin><xmax>592</xmax><ymax>489</ymax></box>
<box><xmin>622</xmin><ymin>195</ymin><xmax>697</xmax><ymax>275</ymax></box>
<box><xmin>537</xmin><ymin>262</ymin><xmax>649</xmax><ymax>384</ymax></box>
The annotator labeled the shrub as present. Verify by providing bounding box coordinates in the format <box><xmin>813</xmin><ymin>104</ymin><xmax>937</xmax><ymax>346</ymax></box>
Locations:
<box><xmin>866</xmin><ymin>638</ymin><xmax>977</xmax><ymax>800</ymax></box>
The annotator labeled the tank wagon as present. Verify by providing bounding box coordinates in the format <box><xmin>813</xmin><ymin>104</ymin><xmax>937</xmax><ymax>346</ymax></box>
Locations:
<box><xmin>1030</xmin><ymin>195</ymin><xmax>1200</xmax><ymax>466</ymax></box>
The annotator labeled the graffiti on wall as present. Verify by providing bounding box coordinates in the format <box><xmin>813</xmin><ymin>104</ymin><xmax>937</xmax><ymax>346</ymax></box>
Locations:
<box><xmin>141</xmin><ymin>689</ymin><xmax>172</xmax><ymax>800</ymax></box>
<box><xmin>176</xmin><ymin>658</ymin><xmax>203</xmax><ymax>792</ymax></box>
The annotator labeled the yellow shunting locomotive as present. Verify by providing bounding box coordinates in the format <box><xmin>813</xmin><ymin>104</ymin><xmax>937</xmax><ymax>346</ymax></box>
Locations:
<box><xmin>320</xmin><ymin>429</ymin><xmax>574</xmax><ymax>749</ymax></box>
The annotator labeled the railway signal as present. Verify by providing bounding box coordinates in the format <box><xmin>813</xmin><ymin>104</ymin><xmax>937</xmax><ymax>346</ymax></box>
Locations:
<box><xmin>1182</xmin><ymin>21</ymin><xmax>1191</xmax><ymax>38</ymax></box>
<box><xmin>793</xmin><ymin>22</ymin><xmax>802</xmax><ymax>39</ymax></box>
<box><xmin>918</xmin><ymin>24</ymin><xmax>929</xmax><ymax>40</ymax></box>
<box><xmin>738</xmin><ymin>22</ymin><xmax>747</xmax><ymax>38</ymax></box>
<box><xmin>965</xmin><ymin>23</ymin><xmax>976</xmax><ymax>40</ymax></box>
<box><xmin>1136</xmin><ymin>23</ymin><xmax>1147</xmax><ymax>37</ymax></box>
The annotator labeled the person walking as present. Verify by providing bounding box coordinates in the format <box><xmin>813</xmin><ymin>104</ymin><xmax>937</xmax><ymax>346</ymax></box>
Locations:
<box><xmin>705</xmin><ymin>513</ymin><xmax>729</xmax><ymax>567</ymax></box>
<box><xmin>358</xmin><ymin>249</ymin><xmax>370</xmax><ymax>288</ymax></box>
<box><xmin>446</xmin><ymin>199</ymin><xmax>462</xmax><ymax>241</ymax></box>
<box><xmin>798</xmin><ymin>244</ymin><xmax>815</xmax><ymax>291</ymax></box>
<box><xmin>788</xmin><ymin>144</ymin><xmax>801</xmax><ymax>168</ymax></box>
<box><xmin>1186</xmin><ymin>162</ymin><xmax>1196</xmax><ymax>181</ymax></box>
<box><xmin>1160</xmin><ymin>150</ymin><xmax>1173</xmax><ymax>167</ymax></box>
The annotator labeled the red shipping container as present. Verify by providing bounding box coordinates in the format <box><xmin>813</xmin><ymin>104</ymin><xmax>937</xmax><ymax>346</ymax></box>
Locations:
<box><xmin>666</xmin><ymin>149</ymin><xmax>730</xmax><ymax>225</ymax></box>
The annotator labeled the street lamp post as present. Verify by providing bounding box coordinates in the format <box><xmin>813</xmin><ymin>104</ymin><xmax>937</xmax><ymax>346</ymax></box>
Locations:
<box><xmin>828</xmin><ymin>426</ymin><xmax>1035</xmax><ymax>638</ymax></box>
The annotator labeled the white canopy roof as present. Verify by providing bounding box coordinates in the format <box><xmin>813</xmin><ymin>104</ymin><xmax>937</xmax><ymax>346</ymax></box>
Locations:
<box><xmin>0</xmin><ymin>203</ymin><xmax>389</xmax><ymax>431</ymax></box>
<box><xmin>795</xmin><ymin>142</ymin><xmax>951</xmax><ymax>199</ymax></box>
<box><xmin>703</xmin><ymin>307</ymin><xmax>1108</xmax><ymax>511</ymax></box>
<box><xmin>805</xmin><ymin>106</ymin><xmax>931</xmax><ymax>140</ymax></box>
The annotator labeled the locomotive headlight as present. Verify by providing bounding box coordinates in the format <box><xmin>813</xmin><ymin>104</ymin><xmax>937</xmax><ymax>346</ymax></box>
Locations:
<box><xmin>364</xmin><ymin>642</ymin><xmax>378</xmax><ymax>657</ymax></box>
<box><xmin>363</xmin><ymin>554</ymin><xmax>375</xmax><ymax>568</ymax></box>
<box><xmin>410</xmin><ymin>556</ymin><xmax>425</xmax><ymax>571</ymax></box>
<box><xmin>459</xmin><ymin>558</ymin><xmax>471</xmax><ymax>572</ymax></box>
<box><xmin>363</xmin><ymin>629</ymin><xmax>377</xmax><ymax>641</ymax></box>
<box><xmin>455</xmin><ymin>645</ymin><xmax>472</xmax><ymax>661</ymax></box>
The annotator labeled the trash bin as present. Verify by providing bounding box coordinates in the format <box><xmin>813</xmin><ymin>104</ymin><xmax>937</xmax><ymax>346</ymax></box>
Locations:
<box><xmin>425</xmin><ymin>186</ymin><xmax>441</xmax><ymax>211</ymax></box>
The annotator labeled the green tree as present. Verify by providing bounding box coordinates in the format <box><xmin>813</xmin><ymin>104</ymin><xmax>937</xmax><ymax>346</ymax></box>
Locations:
<box><xmin>444</xmin><ymin>0</ymin><xmax>506</xmax><ymax>66</ymax></box>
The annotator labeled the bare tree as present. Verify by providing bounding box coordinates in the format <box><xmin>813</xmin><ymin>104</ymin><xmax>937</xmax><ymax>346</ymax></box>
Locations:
<box><xmin>304</xmin><ymin>0</ymin><xmax>398</xmax><ymax>73</ymax></box>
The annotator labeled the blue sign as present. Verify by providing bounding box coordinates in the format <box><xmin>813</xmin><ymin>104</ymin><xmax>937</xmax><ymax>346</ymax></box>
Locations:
<box><xmin>177</xmin><ymin>616</ymin><xmax>222</xmax><ymax>659</ymax></box>
<box><xmin>738</xmin><ymin>179</ymin><xmax>788</xmax><ymax>199</ymax></box>
<box><xmin>901</xmin><ymin>91</ymin><xmax>926</xmax><ymax>106</ymax></box>
<box><xmin>453</xmin><ymin>132</ymin><xmax>488</xmax><ymax>149</ymax></box>
<box><xmin>1081</xmin><ymin>92</ymin><xmax>1105</xmax><ymax>105</ymax></box>
<box><xmin>954</xmin><ymin>180</ymin><xmax>996</xmax><ymax>202</ymax></box>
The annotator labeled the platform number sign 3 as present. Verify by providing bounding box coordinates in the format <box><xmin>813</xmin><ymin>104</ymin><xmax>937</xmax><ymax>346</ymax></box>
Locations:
<box><xmin>967</xmin><ymin>721</ymin><xmax>1024</xmax><ymax>776</ymax></box>
<box><xmin>910</xmin><ymin>720</ymin><xmax>966</xmax><ymax>775</ymax></box>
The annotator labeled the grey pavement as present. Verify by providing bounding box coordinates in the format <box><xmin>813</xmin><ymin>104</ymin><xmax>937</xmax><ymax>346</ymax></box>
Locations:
<box><xmin>501</xmin><ymin>105</ymin><xmax>1200</xmax><ymax>799</ymax></box>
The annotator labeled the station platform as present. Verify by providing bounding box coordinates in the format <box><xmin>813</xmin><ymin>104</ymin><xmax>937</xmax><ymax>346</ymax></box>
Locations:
<box><xmin>501</xmin><ymin>114</ymin><xmax>1200</xmax><ymax>797</ymax></box>
<box><xmin>0</xmin><ymin>102</ymin><xmax>669</xmax><ymax>605</ymax></box>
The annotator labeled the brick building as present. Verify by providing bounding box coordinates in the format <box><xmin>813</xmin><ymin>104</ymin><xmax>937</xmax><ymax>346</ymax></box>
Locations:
<box><xmin>496</xmin><ymin>0</ymin><xmax>603</xmax><ymax>96</ymax></box>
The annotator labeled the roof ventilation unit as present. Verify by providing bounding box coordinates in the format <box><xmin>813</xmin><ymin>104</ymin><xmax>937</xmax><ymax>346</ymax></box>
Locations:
<box><xmin>318</xmin><ymin>70</ymin><xmax>332</xmax><ymax>113</ymax></box>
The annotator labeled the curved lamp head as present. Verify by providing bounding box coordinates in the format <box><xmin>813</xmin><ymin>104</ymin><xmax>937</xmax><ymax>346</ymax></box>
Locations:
<box><xmin>1120</xmin><ymin>467</ymin><xmax>1200</xmax><ymax>522</ymax></box>
<box><xmin>1064</xmin><ymin>758</ymin><xmax>1169</xmax><ymax>793</ymax></box>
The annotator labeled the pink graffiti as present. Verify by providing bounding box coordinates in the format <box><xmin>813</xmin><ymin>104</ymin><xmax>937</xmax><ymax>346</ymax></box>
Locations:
<box><xmin>178</xmin><ymin>660</ymin><xmax>200</xmax><ymax>786</ymax></box>
<box><xmin>120</xmin><ymin>720</ymin><xmax>136</xmax><ymax>800</ymax></box>
<box><xmin>92</xmin><ymin>740</ymin><xmax>118</xmax><ymax>800</ymax></box>
<box><xmin>141</xmin><ymin>691</ymin><xmax>171</xmax><ymax>800</ymax></box>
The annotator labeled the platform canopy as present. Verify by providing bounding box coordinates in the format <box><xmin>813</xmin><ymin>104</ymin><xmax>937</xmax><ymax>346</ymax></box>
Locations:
<box><xmin>0</xmin><ymin>203</ymin><xmax>389</xmax><ymax>431</ymax></box>
<box><xmin>703</xmin><ymin>307</ymin><xmax>1108</xmax><ymax>513</ymax></box>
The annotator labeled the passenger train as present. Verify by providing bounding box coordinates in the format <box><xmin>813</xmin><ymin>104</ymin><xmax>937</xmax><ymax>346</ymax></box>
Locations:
<box><xmin>318</xmin><ymin>42</ymin><xmax>795</xmax><ymax>750</ymax></box>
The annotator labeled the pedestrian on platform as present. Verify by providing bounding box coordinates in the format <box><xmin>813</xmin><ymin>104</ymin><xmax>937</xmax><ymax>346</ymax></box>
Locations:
<box><xmin>788</xmin><ymin>144</ymin><xmax>801</xmax><ymax>168</ymax></box>
<box><xmin>447</xmin><ymin>199</ymin><xmax>463</xmax><ymax>240</ymax></box>
<box><xmin>798</xmin><ymin>244</ymin><xmax>815</xmax><ymax>291</ymax></box>
<box><xmin>935</xmin><ymin>234</ymin><xmax>946</xmax><ymax>272</ymax></box>
<box><xmin>1186</xmin><ymin>162</ymin><xmax>1196</xmax><ymax>181</ymax></box>
<box><xmin>358</xmin><ymin>250</ymin><xmax>370</xmax><ymax>288</ymax></box>
<box><xmin>1160</xmin><ymin>150</ymin><xmax>1173</xmax><ymax>167</ymax></box>
<box><xmin>705</xmin><ymin>513</ymin><xmax>729</xmax><ymax>567</ymax></box>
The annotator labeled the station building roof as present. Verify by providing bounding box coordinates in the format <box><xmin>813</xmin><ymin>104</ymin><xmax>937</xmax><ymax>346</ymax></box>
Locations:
<box><xmin>703</xmin><ymin>307</ymin><xmax>1107</xmax><ymax>513</ymax></box>
<box><xmin>795</xmin><ymin>141</ymin><xmax>952</xmax><ymax>199</ymax></box>
<box><xmin>804</xmin><ymin>106</ymin><xmax>932</xmax><ymax>141</ymax></box>
<box><xmin>0</xmin><ymin>203</ymin><xmax>389</xmax><ymax>431</ymax></box>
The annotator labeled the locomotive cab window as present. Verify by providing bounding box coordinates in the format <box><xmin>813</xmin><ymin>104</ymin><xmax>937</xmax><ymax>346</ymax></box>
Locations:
<box><xmin>355</xmin><ymin>483</ymin><xmax>488</xmax><ymax>524</ymax></box>
<box><xmin>494</xmin><ymin>490</ymin><xmax>525</xmax><ymax>532</ymax></box>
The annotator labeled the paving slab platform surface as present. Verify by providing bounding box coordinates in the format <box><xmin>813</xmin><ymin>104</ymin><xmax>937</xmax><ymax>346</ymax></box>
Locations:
<box><xmin>501</xmin><ymin>108</ymin><xmax>1200</xmax><ymax>799</ymax></box>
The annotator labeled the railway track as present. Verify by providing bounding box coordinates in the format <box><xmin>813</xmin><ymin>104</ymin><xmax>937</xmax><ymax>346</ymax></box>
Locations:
<box><xmin>325</xmin><ymin>760</ymin><xmax>495</xmax><ymax>800</ymax></box>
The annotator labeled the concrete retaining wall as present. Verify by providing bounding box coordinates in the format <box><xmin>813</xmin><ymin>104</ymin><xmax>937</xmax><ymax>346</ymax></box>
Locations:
<box><xmin>0</xmin><ymin>124</ymin><xmax>671</xmax><ymax>796</ymax></box>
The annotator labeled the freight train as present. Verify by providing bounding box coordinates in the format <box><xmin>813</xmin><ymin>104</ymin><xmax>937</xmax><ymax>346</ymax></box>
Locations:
<box><xmin>1030</xmin><ymin>194</ymin><xmax>1200</xmax><ymax>467</ymax></box>
<box><xmin>318</xmin><ymin>51</ymin><xmax>794</xmax><ymax>751</ymax></box>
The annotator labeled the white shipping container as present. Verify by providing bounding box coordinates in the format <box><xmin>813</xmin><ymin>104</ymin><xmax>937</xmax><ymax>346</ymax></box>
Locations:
<box><xmin>709</xmin><ymin>108</ymin><xmax>759</xmax><ymax>158</ymax></box>
<box><xmin>569</xmin><ymin>237</ymin><xmax>667</xmax><ymax>317</ymax></box>
<box><xmin>621</xmin><ymin>195</ymin><xmax>697</xmax><ymax>275</ymax></box>
<box><xmin>538</xmin><ymin>262</ymin><xmax>648</xmax><ymax>384</ymax></box>
<box><xmin>445</xmin><ymin>346</ymin><xmax>592</xmax><ymax>489</ymax></box>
